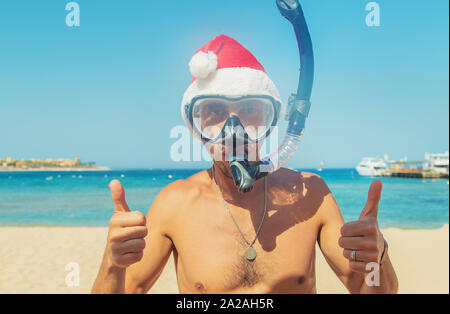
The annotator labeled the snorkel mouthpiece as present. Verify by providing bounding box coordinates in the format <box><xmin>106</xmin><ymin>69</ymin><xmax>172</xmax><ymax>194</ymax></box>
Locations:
<box><xmin>230</xmin><ymin>158</ymin><xmax>270</xmax><ymax>193</ymax></box>
<box><xmin>230</xmin><ymin>159</ymin><xmax>254</xmax><ymax>193</ymax></box>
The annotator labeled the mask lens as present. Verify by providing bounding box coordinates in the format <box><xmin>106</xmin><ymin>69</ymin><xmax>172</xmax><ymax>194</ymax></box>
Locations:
<box><xmin>193</xmin><ymin>99</ymin><xmax>229</xmax><ymax>140</ymax></box>
<box><xmin>235</xmin><ymin>99</ymin><xmax>274</xmax><ymax>140</ymax></box>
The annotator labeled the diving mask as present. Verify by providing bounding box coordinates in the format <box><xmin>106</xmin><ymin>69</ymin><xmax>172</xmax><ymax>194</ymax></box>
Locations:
<box><xmin>185</xmin><ymin>95</ymin><xmax>281</xmax><ymax>144</ymax></box>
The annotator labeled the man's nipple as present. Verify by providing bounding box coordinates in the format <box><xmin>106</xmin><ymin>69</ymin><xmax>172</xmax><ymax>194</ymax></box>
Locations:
<box><xmin>195</xmin><ymin>282</ymin><xmax>205</xmax><ymax>292</ymax></box>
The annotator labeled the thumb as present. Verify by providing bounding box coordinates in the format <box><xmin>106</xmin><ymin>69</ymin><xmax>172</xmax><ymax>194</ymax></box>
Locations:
<box><xmin>359</xmin><ymin>180</ymin><xmax>382</xmax><ymax>220</ymax></box>
<box><xmin>109</xmin><ymin>180</ymin><xmax>130</xmax><ymax>213</ymax></box>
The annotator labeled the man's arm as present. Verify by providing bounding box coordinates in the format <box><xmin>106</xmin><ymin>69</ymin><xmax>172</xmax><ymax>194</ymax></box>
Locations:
<box><xmin>317</xmin><ymin>179</ymin><xmax>398</xmax><ymax>294</ymax></box>
<box><xmin>124</xmin><ymin>186</ymin><xmax>175</xmax><ymax>294</ymax></box>
<box><xmin>92</xmin><ymin>180</ymin><xmax>176</xmax><ymax>294</ymax></box>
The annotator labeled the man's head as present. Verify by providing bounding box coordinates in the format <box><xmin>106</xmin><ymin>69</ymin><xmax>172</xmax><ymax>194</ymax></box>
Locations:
<box><xmin>181</xmin><ymin>35</ymin><xmax>283</xmax><ymax>175</ymax></box>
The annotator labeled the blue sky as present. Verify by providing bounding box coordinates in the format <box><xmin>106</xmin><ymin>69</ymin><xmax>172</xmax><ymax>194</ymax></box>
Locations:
<box><xmin>0</xmin><ymin>0</ymin><xmax>448</xmax><ymax>169</ymax></box>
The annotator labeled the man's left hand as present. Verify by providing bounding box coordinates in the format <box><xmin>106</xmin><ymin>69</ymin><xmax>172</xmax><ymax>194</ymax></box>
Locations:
<box><xmin>339</xmin><ymin>180</ymin><xmax>386</xmax><ymax>273</ymax></box>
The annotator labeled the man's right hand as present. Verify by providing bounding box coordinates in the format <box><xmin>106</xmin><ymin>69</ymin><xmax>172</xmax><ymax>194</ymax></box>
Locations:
<box><xmin>107</xmin><ymin>180</ymin><xmax>148</xmax><ymax>268</ymax></box>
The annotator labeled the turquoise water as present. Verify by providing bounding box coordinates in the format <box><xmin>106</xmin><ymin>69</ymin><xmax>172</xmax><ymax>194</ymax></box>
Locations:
<box><xmin>0</xmin><ymin>169</ymin><xmax>448</xmax><ymax>228</ymax></box>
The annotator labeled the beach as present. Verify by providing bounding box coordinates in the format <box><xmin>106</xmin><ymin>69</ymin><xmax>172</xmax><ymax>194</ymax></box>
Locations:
<box><xmin>0</xmin><ymin>225</ymin><xmax>447</xmax><ymax>294</ymax></box>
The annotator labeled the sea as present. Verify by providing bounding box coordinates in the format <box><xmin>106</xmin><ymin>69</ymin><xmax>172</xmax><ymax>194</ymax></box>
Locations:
<box><xmin>0</xmin><ymin>169</ymin><xmax>448</xmax><ymax>229</ymax></box>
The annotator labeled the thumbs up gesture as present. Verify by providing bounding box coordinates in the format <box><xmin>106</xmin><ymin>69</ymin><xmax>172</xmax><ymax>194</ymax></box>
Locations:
<box><xmin>339</xmin><ymin>180</ymin><xmax>387</xmax><ymax>273</ymax></box>
<box><xmin>106</xmin><ymin>180</ymin><xmax>148</xmax><ymax>268</ymax></box>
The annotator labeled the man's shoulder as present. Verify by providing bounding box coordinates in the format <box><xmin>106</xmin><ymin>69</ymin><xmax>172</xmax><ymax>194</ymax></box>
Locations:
<box><xmin>265</xmin><ymin>168</ymin><xmax>332</xmax><ymax>226</ymax></box>
<box><xmin>276</xmin><ymin>169</ymin><xmax>341</xmax><ymax>225</ymax></box>
<box><xmin>151</xmin><ymin>170</ymin><xmax>210</xmax><ymax>210</ymax></box>
<box><xmin>145</xmin><ymin>170</ymin><xmax>211</xmax><ymax>231</ymax></box>
<box><xmin>271</xmin><ymin>168</ymin><xmax>329</xmax><ymax>193</ymax></box>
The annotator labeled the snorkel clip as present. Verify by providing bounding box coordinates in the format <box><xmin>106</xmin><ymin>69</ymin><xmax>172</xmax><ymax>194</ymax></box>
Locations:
<box><xmin>286</xmin><ymin>94</ymin><xmax>311</xmax><ymax>120</ymax></box>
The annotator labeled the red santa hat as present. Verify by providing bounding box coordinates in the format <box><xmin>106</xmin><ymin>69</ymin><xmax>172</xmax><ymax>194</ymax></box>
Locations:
<box><xmin>181</xmin><ymin>35</ymin><xmax>282</xmax><ymax>125</ymax></box>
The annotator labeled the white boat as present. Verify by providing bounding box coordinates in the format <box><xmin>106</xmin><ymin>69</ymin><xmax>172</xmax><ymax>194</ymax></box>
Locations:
<box><xmin>423</xmin><ymin>152</ymin><xmax>449</xmax><ymax>174</ymax></box>
<box><xmin>317</xmin><ymin>160</ymin><xmax>325</xmax><ymax>172</ymax></box>
<box><xmin>356</xmin><ymin>157</ymin><xmax>388</xmax><ymax>177</ymax></box>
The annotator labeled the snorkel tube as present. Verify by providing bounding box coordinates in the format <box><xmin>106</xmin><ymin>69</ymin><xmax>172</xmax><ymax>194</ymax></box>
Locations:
<box><xmin>230</xmin><ymin>0</ymin><xmax>314</xmax><ymax>193</ymax></box>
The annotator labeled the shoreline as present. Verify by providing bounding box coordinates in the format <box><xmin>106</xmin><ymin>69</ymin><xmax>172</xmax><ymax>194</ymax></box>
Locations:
<box><xmin>1</xmin><ymin>224</ymin><xmax>448</xmax><ymax>231</ymax></box>
<box><xmin>0</xmin><ymin>167</ymin><xmax>111</xmax><ymax>172</ymax></box>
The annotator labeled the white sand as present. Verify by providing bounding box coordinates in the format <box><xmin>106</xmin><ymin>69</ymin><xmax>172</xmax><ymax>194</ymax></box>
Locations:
<box><xmin>0</xmin><ymin>225</ymin><xmax>448</xmax><ymax>294</ymax></box>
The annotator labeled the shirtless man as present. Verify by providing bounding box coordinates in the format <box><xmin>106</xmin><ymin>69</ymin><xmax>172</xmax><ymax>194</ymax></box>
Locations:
<box><xmin>92</xmin><ymin>35</ymin><xmax>398</xmax><ymax>294</ymax></box>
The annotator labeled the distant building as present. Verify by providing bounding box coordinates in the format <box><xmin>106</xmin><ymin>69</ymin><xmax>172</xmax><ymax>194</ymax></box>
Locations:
<box><xmin>0</xmin><ymin>156</ymin><xmax>104</xmax><ymax>170</ymax></box>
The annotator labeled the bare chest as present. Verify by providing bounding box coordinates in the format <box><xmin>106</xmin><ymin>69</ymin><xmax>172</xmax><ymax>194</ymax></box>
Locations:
<box><xmin>171</xmin><ymin>205</ymin><xmax>320</xmax><ymax>293</ymax></box>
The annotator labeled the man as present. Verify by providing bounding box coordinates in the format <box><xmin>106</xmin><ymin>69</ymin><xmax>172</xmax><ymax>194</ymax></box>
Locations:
<box><xmin>92</xmin><ymin>35</ymin><xmax>398</xmax><ymax>294</ymax></box>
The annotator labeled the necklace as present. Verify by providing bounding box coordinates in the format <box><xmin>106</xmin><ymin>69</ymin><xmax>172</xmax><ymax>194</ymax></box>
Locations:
<box><xmin>212</xmin><ymin>166</ymin><xmax>267</xmax><ymax>262</ymax></box>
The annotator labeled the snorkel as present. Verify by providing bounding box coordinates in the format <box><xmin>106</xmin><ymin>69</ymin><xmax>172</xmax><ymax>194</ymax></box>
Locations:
<box><xmin>229</xmin><ymin>0</ymin><xmax>315</xmax><ymax>193</ymax></box>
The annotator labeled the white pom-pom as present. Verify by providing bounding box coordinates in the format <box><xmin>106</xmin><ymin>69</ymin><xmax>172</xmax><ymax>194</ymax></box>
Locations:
<box><xmin>188</xmin><ymin>51</ymin><xmax>218</xmax><ymax>79</ymax></box>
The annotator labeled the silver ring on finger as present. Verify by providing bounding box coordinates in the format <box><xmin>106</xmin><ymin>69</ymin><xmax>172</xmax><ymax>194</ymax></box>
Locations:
<box><xmin>350</xmin><ymin>250</ymin><xmax>357</xmax><ymax>262</ymax></box>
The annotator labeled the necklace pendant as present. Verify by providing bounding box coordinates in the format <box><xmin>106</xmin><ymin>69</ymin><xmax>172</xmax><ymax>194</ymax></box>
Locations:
<box><xmin>245</xmin><ymin>247</ymin><xmax>257</xmax><ymax>262</ymax></box>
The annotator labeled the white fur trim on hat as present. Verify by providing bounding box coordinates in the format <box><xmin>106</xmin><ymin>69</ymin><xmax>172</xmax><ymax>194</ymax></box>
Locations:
<box><xmin>188</xmin><ymin>51</ymin><xmax>218</xmax><ymax>80</ymax></box>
